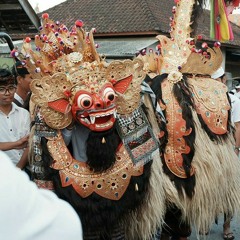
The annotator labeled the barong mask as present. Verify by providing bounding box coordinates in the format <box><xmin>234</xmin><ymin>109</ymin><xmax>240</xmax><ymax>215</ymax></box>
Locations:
<box><xmin>16</xmin><ymin>13</ymin><xmax>145</xmax><ymax>132</ymax></box>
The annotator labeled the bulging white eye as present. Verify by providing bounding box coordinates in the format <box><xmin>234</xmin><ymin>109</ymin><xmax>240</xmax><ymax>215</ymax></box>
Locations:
<box><xmin>103</xmin><ymin>87</ymin><xmax>115</xmax><ymax>102</ymax></box>
<box><xmin>77</xmin><ymin>94</ymin><xmax>93</xmax><ymax>109</ymax></box>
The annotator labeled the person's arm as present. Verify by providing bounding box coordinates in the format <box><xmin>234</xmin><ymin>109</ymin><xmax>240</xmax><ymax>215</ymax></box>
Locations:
<box><xmin>0</xmin><ymin>135</ymin><xmax>29</xmax><ymax>151</ymax></box>
<box><xmin>16</xmin><ymin>146</ymin><xmax>29</xmax><ymax>169</ymax></box>
<box><xmin>0</xmin><ymin>151</ymin><xmax>83</xmax><ymax>239</ymax></box>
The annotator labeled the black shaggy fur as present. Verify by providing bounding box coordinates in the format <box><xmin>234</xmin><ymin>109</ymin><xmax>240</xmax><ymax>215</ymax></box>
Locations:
<box><xmin>40</xmin><ymin>137</ymin><xmax>56</xmax><ymax>179</ymax></box>
<box><xmin>86</xmin><ymin>126</ymin><xmax>120</xmax><ymax>173</ymax></box>
<box><xmin>40</xmin><ymin>133</ymin><xmax>152</xmax><ymax>237</ymax></box>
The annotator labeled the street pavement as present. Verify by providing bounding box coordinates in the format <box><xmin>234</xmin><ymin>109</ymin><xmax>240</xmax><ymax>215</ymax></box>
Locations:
<box><xmin>190</xmin><ymin>215</ymin><xmax>239</xmax><ymax>240</ymax></box>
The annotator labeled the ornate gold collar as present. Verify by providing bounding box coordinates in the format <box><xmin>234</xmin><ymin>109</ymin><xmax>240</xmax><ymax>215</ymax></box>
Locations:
<box><xmin>47</xmin><ymin>131</ymin><xmax>143</xmax><ymax>200</ymax></box>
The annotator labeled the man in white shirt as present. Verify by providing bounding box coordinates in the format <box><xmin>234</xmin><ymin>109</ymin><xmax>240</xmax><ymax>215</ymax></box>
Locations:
<box><xmin>0</xmin><ymin>150</ymin><xmax>83</xmax><ymax>240</ymax></box>
<box><xmin>0</xmin><ymin>68</ymin><xmax>30</xmax><ymax>169</ymax></box>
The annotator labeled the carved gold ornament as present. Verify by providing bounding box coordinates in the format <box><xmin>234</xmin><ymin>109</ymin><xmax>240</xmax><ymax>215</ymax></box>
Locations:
<box><xmin>47</xmin><ymin>132</ymin><xmax>144</xmax><ymax>200</ymax></box>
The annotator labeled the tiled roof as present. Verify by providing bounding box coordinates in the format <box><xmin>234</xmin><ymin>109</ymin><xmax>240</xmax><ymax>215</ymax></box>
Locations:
<box><xmin>41</xmin><ymin>0</ymin><xmax>172</xmax><ymax>34</ymax></box>
<box><xmin>40</xmin><ymin>0</ymin><xmax>240</xmax><ymax>47</ymax></box>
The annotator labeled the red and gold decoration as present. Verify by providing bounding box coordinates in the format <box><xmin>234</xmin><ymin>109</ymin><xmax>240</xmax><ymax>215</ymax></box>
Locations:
<box><xmin>150</xmin><ymin>0</ymin><xmax>227</xmax><ymax>179</ymax></box>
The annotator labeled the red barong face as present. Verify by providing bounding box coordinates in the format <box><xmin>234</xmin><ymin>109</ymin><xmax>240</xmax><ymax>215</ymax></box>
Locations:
<box><xmin>71</xmin><ymin>83</ymin><xmax>117</xmax><ymax>131</ymax></box>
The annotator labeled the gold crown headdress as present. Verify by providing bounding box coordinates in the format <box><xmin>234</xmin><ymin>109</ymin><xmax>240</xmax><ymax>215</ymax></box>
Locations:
<box><xmin>17</xmin><ymin>13</ymin><xmax>101</xmax><ymax>80</ymax></box>
<box><xmin>155</xmin><ymin>0</ymin><xmax>223</xmax><ymax>78</ymax></box>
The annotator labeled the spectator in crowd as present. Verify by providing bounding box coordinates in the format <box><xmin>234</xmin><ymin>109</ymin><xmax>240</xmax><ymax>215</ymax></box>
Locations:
<box><xmin>234</xmin><ymin>83</ymin><xmax>240</xmax><ymax>99</ymax></box>
<box><xmin>12</xmin><ymin>60</ymin><xmax>32</xmax><ymax>110</ymax></box>
<box><xmin>0</xmin><ymin>68</ymin><xmax>30</xmax><ymax>169</ymax></box>
<box><xmin>0</xmin><ymin>150</ymin><xmax>83</xmax><ymax>240</ymax></box>
<box><xmin>211</xmin><ymin>67</ymin><xmax>240</xmax><ymax>240</ymax></box>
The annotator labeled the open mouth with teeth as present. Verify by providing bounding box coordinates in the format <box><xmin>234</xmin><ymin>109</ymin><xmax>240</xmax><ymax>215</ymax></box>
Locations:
<box><xmin>77</xmin><ymin>108</ymin><xmax>117</xmax><ymax>131</ymax></box>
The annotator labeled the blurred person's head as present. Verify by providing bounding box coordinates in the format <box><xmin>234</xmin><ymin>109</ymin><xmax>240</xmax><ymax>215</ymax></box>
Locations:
<box><xmin>235</xmin><ymin>83</ymin><xmax>240</xmax><ymax>93</ymax></box>
<box><xmin>211</xmin><ymin>67</ymin><xmax>226</xmax><ymax>84</ymax></box>
<box><xmin>12</xmin><ymin>61</ymin><xmax>32</xmax><ymax>94</ymax></box>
